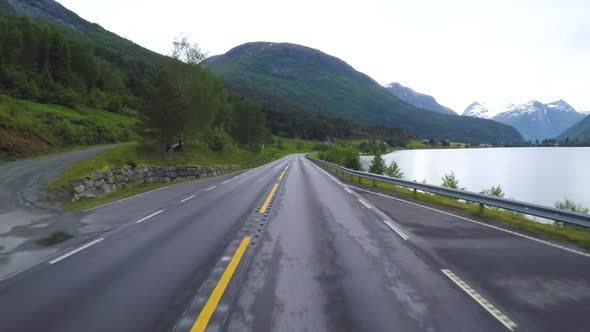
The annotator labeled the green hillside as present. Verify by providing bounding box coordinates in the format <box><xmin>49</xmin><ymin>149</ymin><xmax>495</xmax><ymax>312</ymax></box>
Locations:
<box><xmin>558</xmin><ymin>115</ymin><xmax>590</xmax><ymax>141</ymax></box>
<box><xmin>204</xmin><ymin>42</ymin><xmax>523</xmax><ymax>144</ymax></box>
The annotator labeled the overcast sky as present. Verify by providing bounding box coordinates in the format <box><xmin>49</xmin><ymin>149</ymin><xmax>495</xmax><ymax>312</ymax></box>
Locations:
<box><xmin>57</xmin><ymin>0</ymin><xmax>590</xmax><ymax>114</ymax></box>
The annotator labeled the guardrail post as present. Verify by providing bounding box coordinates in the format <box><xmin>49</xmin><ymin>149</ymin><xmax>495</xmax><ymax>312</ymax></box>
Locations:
<box><xmin>479</xmin><ymin>203</ymin><xmax>485</xmax><ymax>214</ymax></box>
<box><xmin>372</xmin><ymin>179</ymin><xmax>376</xmax><ymax>187</ymax></box>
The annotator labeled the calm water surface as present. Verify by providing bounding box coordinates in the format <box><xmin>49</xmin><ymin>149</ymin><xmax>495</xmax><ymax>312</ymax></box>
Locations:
<box><xmin>361</xmin><ymin>147</ymin><xmax>590</xmax><ymax>208</ymax></box>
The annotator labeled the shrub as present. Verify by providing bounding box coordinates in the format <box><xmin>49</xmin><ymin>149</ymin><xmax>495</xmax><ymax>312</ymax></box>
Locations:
<box><xmin>555</xmin><ymin>198</ymin><xmax>589</xmax><ymax>214</ymax></box>
<box><xmin>204</xmin><ymin>128</ymin><xmax>230</xmax><ymax>152</ymax></box>
<box><xmin>385</xmin><ymin>160</ymin><xmax>404</xmax><ymax>179</ymax></box>
<box><xmin>368</xmin><ymin>152</ymin><xmax>386</xmax><ymax>175</ymax></box>
<box><xmin>481</xmin><ymin>185</ymin><xmax>505</xmax><ymax>197</ymax></box>
<box><xmin>441</xmin><ymin>172</ymin><xmax>462</xmax><ymax>190</ymax></box>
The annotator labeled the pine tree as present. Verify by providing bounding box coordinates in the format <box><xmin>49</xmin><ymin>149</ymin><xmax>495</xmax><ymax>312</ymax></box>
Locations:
<box><xmin>369</xmin><ymin>151</ymin><xmax>386</xmax><ymax>174</ymax></box>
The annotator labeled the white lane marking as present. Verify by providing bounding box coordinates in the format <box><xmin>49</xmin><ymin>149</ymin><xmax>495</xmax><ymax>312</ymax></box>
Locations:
<box><xmin>134</xmin><ymin>210</ymin><xmax>165</xmax><ymax>224</ymax></box>
<box><xmin>179</xmin><ymin>195</ymin><xmax>196</xmax><ymax>203</ymax></box>
<box><xmin>383</xmin><ymin>219</ymin><xmax>410</xmax><ymax>240</ymax></box>
<box><xmin>358</xmin><ymin>199</ymin><xmax>372</xmax><ymax>209</ymax></box>
<box><xmin>308</xmin><ymin>159</ymin><xmax>411</xmax><ymax>242</ymax></box>
<box><xmin>49</xmin><ymin>238</ymin><xmax>104</xmax><ymax>264</ymax></box>
<box><xmin>205</xmin><ymin>186</ymin><xmax>217</xmax><ymax>192</ymax></box>
<box><xmin>353</xmin><ymin>186</ymin><xmax>590</xmax><ymax>258</ymax></box>
<box><xmin>83</xmin><ymin>185</ymin><xmax>173</xmax><ymax>212</ymax></box>
<box><xmin>441</xmin><ymin>269</ymin><xmax>517</xmax><ymax>331</ymax></box>
<box><xmin>222</xmin><ymin>179</ymin><xmax>231</xmax><ymax>184</ymax></box>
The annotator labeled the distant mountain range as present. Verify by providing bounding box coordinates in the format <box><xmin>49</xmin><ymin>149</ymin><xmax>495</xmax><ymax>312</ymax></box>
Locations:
<box><xmin>384</xmin><ymin>83</ymin><xmax>456</xmax><ymax>115</ymax></box>
<box><xmin>204</xmin><ymin>42</ymin><xmax>522</xmax><ymax>143</ymax></box>
<box><xmin>558</xmin><ymin>114</ymin><xmax>590</xmax><ymax>141</ymax></box>
<box><xmin>462</xmin><ymin>100</ymin><xmax>586</xmax><ymax>141</ymax></box>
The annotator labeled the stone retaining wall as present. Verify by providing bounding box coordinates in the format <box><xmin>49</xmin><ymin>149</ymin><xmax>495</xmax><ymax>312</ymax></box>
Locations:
<box><xmin>71</xmin><ymin>165</ymin><xmax>234</xmax><ymax>201</ymax></box>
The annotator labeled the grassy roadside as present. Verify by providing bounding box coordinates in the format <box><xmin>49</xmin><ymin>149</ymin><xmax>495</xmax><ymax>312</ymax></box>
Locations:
<box><xmin>51</xmin><ymin>138</ymin><xmax>322</xmax><ymax>211</ymax></box>
<box><xmin>322</xmin><ymin>164</ymin><xmax>590</xmax><ymax>249</ymax></box>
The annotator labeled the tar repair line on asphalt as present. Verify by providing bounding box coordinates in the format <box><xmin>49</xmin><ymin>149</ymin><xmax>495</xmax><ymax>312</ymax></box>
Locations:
<box><xmin>49</xmin><ymin>238</ymin><xmax>104</xmax><ymax>264</ymax></box>
<box><xmin>442</xmin><ymin>269</ymin><xmax>517</xmax><ymax>331</ymax></box>
<box><xmin>307</xmin><ymin>159</ymin><xmax>411</xmax><ymax>241</ymax></box>
<box><xmin>184</xmin><ymin>161</ymin><xmax>291</xmax><ymax>331</ymax></box>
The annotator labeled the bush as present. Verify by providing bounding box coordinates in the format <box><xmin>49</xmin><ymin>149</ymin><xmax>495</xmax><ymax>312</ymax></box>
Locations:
<box><xmin>296</xmin><ymin>142</ymin><xmax>304</xmax><ymax>150</ymax></box>
<box><xmin>441</xmin><ymin>172</ymin><xmax>462</xmax><ymax>190</ymax></box>
<box><xmin>313</xmin><ymin>143</ymin><xmax>330</xmax><ymax>151</ymax></box>
<box><xmin>368</xmin><ymin>152</ymin><xmax>386</xmax><ymax>175</ymax></box>
<box><xmin>555</xmin><ymin>198</ymin><xmax>589</xmax><ymax>214</ymax></box>
<box><xmin>481</xmin><ymin>185</ymin><xmax>504</xmax><ymax>197</ymax></box>
<box><xmin>204</xmin><ymin>128</ymin><xmax>231</xmax><ymax>152</ymax></box>
<box><xmin>318</xmin><ymin>146</ymin><xmax>361</xmax><ymax>170</ymax></box>
<box><xmin>385</xmin><ymin>160</ymin><xmax>404</xmax><ymax>179</ymax></box>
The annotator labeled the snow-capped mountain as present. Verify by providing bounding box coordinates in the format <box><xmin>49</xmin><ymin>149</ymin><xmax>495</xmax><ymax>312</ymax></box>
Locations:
<box><xmin>385</xmin><ymin>82</ymin><xmax>456</xmax><ymax>115</ymax></box>
<box><xmin>462</xmin><ymin>102</ymin><xmax>494</xmax><ymax>119</ymax></box>
<box><xmin>463</xmin><ymin>100</ymin><xmax>587</xmax><ymax>140</ymax></box>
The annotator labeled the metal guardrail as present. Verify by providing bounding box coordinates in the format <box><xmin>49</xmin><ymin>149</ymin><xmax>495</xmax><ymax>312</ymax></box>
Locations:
<box><xmin>308</xmin><ymin>156</ymin><xmax>590</xmax><ymax>229</ymax></box>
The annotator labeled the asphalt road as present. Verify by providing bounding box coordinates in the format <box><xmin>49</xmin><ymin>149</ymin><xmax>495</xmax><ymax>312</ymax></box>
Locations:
<box><xmin>0</xmin><ymin>154</ymin><xmax>589</xmax><ymax>332</ymax></box>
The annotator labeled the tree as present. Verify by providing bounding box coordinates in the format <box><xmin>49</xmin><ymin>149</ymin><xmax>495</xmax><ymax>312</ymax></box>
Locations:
<box><xmin>385</xmin><ymin>160</ymin><xmax>404</xmax><ymax>179</ymax></box>
<box><xmin>480</xmin><ymin>185</ymin><xmax>504</xmax><ymax>197</ymax></box>
<box><xmin>555</xmin><ymin>198</ymin><xmax>589</xmax><ymax>214</ymax></box>
<box><xmin>171</xmin><ymin>35</ymin><xmax>208</xmax><ymax>65</ymax></box>
<box><xmin>441</xmin><ymin>172</ymin><xmax>461</xmax><ymax>189</ymax></box>
<box><xmin>230</xmin><ymin>97</ymin><xmax>269</xmax><ymax>151</ymax></box>
<box><xmin>368</xmin><ymin>151</ymin><xmax>386</xmax><ymax>175</ymax></box>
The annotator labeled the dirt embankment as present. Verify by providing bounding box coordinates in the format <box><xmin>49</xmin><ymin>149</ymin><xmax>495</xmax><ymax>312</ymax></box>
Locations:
<box><xmin>0</xmin><ymin>125</ymin><xmax>51</xmax><ymax>160</ymax></box>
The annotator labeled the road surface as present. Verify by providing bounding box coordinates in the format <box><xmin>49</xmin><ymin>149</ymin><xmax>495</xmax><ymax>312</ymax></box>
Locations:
<box><xmin>0</xmin><ymin>154</ymin><xmax>589</xmax><ymax>332</ymax></box>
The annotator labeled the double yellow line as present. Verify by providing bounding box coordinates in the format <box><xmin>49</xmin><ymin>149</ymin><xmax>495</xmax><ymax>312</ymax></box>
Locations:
<box><xmin>190</xmin><ymin>160</ymin><xmax>293</xmax><ymax>331</ymax></box>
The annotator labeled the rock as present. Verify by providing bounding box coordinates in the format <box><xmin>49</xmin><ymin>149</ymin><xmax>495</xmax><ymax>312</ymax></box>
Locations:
<box><xmin>74</xmin><ymin>184</ymin><xmax>85</xmax><ymax>194</ymax></box>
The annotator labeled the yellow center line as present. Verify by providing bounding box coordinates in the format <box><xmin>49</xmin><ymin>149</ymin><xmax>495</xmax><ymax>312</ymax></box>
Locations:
<box><xmin>190</xmin><ymin>236</ymin><xmax>252</xmax><ymax>332</ymax></box>
<box><xmin>259</xmin><ymin>183</ymin><xmax>279</xmax><ymax>214</ymax></box>
<box><xmin>279</xmin><ymin>171</ymin><xmax>286</xmax><ymax>180</ymax></box>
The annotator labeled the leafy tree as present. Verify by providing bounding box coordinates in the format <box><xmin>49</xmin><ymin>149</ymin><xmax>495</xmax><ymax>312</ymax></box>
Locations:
<box><xmin>441</xmin><ymin>172</ymin><xmax>461</xmax><ymax>190</ymax></box>
<box><xmin>230</xmin><ymin>97</ymin><xmax>269</xmax><ymax>151</ymax></box>
<box><xmin>555</xmin><ymin>198</ymin><xmax>589</xmax><ymax>214</ymax></box>
<box><xmin>481</xmin><ymin>185</ymin><xmax>504</xmax><ymax>197</ymax></box>
<box><xmin>171</xmin><ymin>35</ymin><xmax>207</xmax><ymax>65</ymax></box>
<box><xmin>368</xmin><ymin>151</ymin><xmax>386</xmax><ymax>175</ymax></box>
<box><xmin>385</xmin><ymin>160</ymin><xmax>404</xmax><ymax>179</ymax></box>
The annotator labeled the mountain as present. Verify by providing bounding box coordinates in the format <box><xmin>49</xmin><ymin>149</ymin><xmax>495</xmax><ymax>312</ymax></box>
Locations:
<box><xmin>204</xmin><ymin>42</ymin><xmax>522</xmax><ymax>144</ymax></box>
<box><xmin>493</xmin><ymin>100</ymin><xmax>586</xmax><ymax>141</ymax></box>
<box><xmin>385</xmin><ymin>82</ymin><xmax>456</xmax><ymax>115</ymax></box>
<box><xmin>462</xmin><ymin>99</ymin><xmax>586</xmax><ymax>141</ymax></box>
<box><xmin>557</xmin><ymin>114</ymin><xmax>590</xmax><ymax>141</ymax></box>
<box><xmin>0</xmin><ymin>0</ymin><xmax>162</xmax><ymax>67</ymax></box>
<box><xmin>462</xmin><ymin>102</ymin><xmax>493</xmax><ymax>119</ymax></box>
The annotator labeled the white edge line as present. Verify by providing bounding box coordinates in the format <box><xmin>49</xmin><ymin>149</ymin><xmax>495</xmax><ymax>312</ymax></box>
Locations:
<box><xmin>352</xmin><ymin>186</ymin><xmax>590</xmax><ymax>258</ymax></box>
<box><xmin>358</xmin><ymin>199</ymin><xmax>372</xmax><ymax>209</ymax></box>
<box><xmin>441</xmin><ymin>269</ymin><xmax>517</xmax><ymax>331</ymax></box>
<box><xmin>344</xmin><ymin>187</ymin><xmax>353</xmax><ymax>194</ymax></box>
<box><xmin>83</xmin><ymin>185</ymin><xmax>173</xmax><ymax>212</ymax></box>
<box><xmin>205</xmin><ymin>186</ymin><xmax>217</xmax><ymax>192</ymax></box>
<box><xmin>383</xmin><ymin>219</ymin><xmax>409</xmax><ymax>240</ymax></box>
<box><xmin>179</xmin><ymin>195</ymin><xmax>196</xmax><ymax>203</ymax></box>
<box><xmin>49</xmin><ymin>238</ymin><xmax>104</xmax><ymax>264</ymax></box>
<box><xmin>134</xmin><ymin>209</ymin><xmax>164</xmax><ymax>224</ymax></box>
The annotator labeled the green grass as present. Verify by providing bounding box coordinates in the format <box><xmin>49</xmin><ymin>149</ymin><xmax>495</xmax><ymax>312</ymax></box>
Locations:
<box><xmin>404</xmin><ymin>140</ymin><xmax>466</xmax><ymax>150</ymax></box>
<box><xmin>0</xmin><ymin>95</ymin><xmax>137</xmax><ymax>158</ymax></box>
<box><xmin>327</xmin><ymin>166</ymin><xmax>590</xmax><ymax>249</ymax></box>
<box><xmin>50</xmin><ymin>137</ymin><xmax>324</xmax><ymax>210</ymax></box>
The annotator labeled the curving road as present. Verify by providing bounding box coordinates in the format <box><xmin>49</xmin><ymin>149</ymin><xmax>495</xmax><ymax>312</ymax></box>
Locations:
<box><xmin>0</xmin><ymin>154</ymin><xmax>589</xmax><ymax>331</ymax></box>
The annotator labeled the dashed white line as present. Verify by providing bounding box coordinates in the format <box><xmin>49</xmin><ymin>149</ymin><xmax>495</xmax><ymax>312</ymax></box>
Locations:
<box><xmin>441</xmin><ymin>269</ymin><xmax>517</xmax><ymax>331</ymax></box>
<box><xmin>353</xmin><ymin>186</ymin><xmax>590</xmax><ymax>258</ymax></box>
<box><xmin>49</xmin><ymin>238</ymin><xmax>104</xmax><ymax>264</ymax></box>
<box><xmin>83</xmin><ymin>185</ymin><xmax>173</xmax><ymax>212</ymax></box>
<box><xmin>205</xmin><ymin>186</ymin><xmax>217</xmax><ymax>192</ymax></box>
<box><xmin>179</xmin><ymin>195</ymin><xmax>197</xmax><ymax>203</ymax></box>
<box><xmin>358</xmin><ymin>199</ymin><xmax>372</xmax><ymax>209</ymax></box>
<box><xmin>383</xmin><ymin>219</ymin><xmax>410</xmax><ymax>240</ymax></box>
<box><xmin>134</xmin><ymin>210</ymin><xmax>165</xmax><ymax>224</ymax></box>
<box><xmin>222</xmin><ymin>179</ymin><xmax>231</xmax><ymax>184</ymax></box>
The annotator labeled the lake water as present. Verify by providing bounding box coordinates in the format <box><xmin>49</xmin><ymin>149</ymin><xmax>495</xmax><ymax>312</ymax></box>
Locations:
<box><xmin>360</xmin><ymin>147</ymin><xmax>590</xmax><ymax>208</ymax></box>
